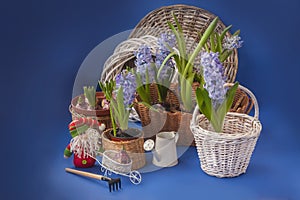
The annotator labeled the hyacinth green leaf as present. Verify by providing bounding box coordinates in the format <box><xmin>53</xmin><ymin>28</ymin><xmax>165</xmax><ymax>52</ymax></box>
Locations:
<box><xmin>220</xmin><ymin>50</ymin><xmax>233</xmax><ymax>62</ymax></box>
<box><xmin>83</xmin><ymin>86</ymin><xmax>96</xmax><ymax>108</ymax></box>
<box><xmin>77</xmin><ymin>96</ymin><xmax>83</xmax><ymax>105</ymax></box>
<box><xmin>158</xmin><ymin>51</ymin><xmax>176</xmax><ymax>77</ymax></box>
<box><xmin>225</xmin><ymin>82</ymin><xmax>239</xmax><ymax>112</ymax></box>
<box><xmin>136</xmin><ymin>67</ymin><xmax>151</xmax><ymax>105</ymax></box>
<box><xmin>109</xmin><ymin>105</ymin><xmax>117</xmax><ymax>136</ymax></box>
<box><xmin>167</xmin><ymin>21</ymin><xmax>185</xmax><ymax>73</ymax></box>
<box><xmin>195</xmin><ymin>88</ymin><xmax>204</xmax><ymax>109</ymax></box>
<box><xmin>120</xmin><ymin>110</ymin><xmax>130</xmax><ymax>131</ymax></box>
<box><xmin>99</xmin><ymin>80</ymin><xmax>118</xmax><ymax>135</ymax></box>
<box><xmin>205</xmin><ymin>43</ymin><xmax>210</xmax><ymax>52</ymax></box>
<box><xmin>210</xmin><ymin>33</ymin><xmax>216</xmax><ymax>52</ymax></box>
<box><xmin>233</xmin><ymin>29</ymin><xmax>240</xmax><ymax>36</ymax></box>
<box><xmin>134</xmin><ymin>70</ymin><xmax>142</xmax><ymax>88</ymax></box>
<box><xmin>145</xmin><ymin>67</ymin><xmax>150</xmax><ymax>85</ymax></box>
<box><xmin>172</xmin><ymin>12</ymin><xmax>187</xmax><ymax>68</ymax></box>
<box><xmin>213</xmin><ymin>99</ymin><xmax>227</xmax><ymax>132</ymax></box>
<box><xmin>98</xmin><ymin>82</ymin><xmax>105</xmax><ymax>93</ymax></box>
<box><xmin>145</xmin><ymin>67</ymin><xmax>150</xmax><ymax>97</ymax></box>
<box><xmin>194</xmin><ymin>74</ymin><xmax>204</xmax><ymax>86</ymax></box>
<box><xmin>98</xmin><ymin>80</ymin><xmax>115</xmax><ymax>101</ymax></box>
<box><xmin>195</xmin><ymin>87</ymin><xmax>212</xmax><ymax>121</ymax></box>
<box><xmin>172</xmin><ymin>11</ymin><xmax>183</xmax><ymax>34</ymax></box>
<box><xmin>179</xmin><ymin>77</ymin><xmax>186</xmax><ymax>110</ymax></box>
<box><xmin>216</xmin><ymin>33</ymin><xmax>222</xmax><ymax>53</ymax></box>
<box><xmin>179</xmin><ymin>73</ymin><xmax>193</xmax><ymax>112</ymax></box>
<box><xmin>210</xmin><ymin>108</ymin><xmax>224</xmax><ymax>132</ymax></box>
<box><xmin>134</xmin><ymin>70</ymin><xmax>142</xmax><ymax>87</ymax></box>
<box><xmin>184</xmin><ymin>73</ymin><xmax>194</xmax><ymax>112</ymax></box>
<box><xmin>173</xmin><ymin>54</ymin><xmax>180</xmax><ymax>66</ymax></box>
<box><xmin>185</xmin><ymin>53</ymin><xmax>193</xmax><ymax>76</ymax></box>
<box><xmin>116</xmin><ymin>87</ymin><xmax>125</xmax><ymax>124</ymax></box>
<box><xmin>220</xmin><ymin>25</ymin><xmax>232</xmax><ymax>42</ymax></box>
<box><xmin>109</xmin><ymin>98</ymin><xmax>120</xmax><ymax>133</ymax></box>
<box><xmin>137</xmin><ymin>87</ymin><xmax>149</xmax><ymax>104</ymax></box>
<box><xmin>167</xmin><ymin>23</ymin><xmax>182</xmax><ymax>71</ymax></box>
<box><xmin>186</xmin><ymin>17</ymin><xmax>219</xmax><ymax>76</ymax></box>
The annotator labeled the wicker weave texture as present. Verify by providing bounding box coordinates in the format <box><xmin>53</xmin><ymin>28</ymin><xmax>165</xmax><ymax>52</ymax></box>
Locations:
<box><xmin>190</xmin><ymin>85</ymin><xmax>262</xmax><ymax>177</ymax></box>
<box><xmin>100</xmin><ymin>5</ymin><xmax>238</xmax><ymax>83</ymax></box>
<box><xmin>101</xmin><ymin>129</ymin><xmax>146</xmax><ymax>170</ymax></box>
<box><xmin>101</xmin><ymin>35</ymin><xmax>158</xmax><ymax>82</ymax></box>
<box><xmin>129</xmin><ymin>4</ymin><xmax>238</xmax><ymax>83</ymax></box>
<box><xmin>133</xmin><ymin>82</ymin><xmax>253</xmax><ymax>146</ymax></box>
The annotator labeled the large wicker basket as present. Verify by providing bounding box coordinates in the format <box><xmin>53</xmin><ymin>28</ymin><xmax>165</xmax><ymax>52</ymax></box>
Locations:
<box><xmin>190</xmin><ymin>85</ymin><xmax>262</xmax><ymax>178</ymax></box>
<box><xmin>100</xmin><ymin>4</ymin><xmax>238</xmax><ymax>83</ymax></box>
<box><xmin>129</xmin><ymin>4</ymin><xmax>238</xmax><ymax>83</ymax></box>
<box><xmin>99</xmin><ymin>4</ymin><xmax>248</xmax><ymax>146</ymax></box>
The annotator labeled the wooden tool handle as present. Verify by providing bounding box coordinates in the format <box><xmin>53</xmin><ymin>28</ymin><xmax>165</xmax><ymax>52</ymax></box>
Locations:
<box><xmin>65</xmin><ymin>168</ymin><xmax>110</xmax><ymax>181</ymax></box>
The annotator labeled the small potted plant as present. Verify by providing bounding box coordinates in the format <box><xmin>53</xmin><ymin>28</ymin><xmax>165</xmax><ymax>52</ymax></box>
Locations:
<box><xmin>132</xmin><ymin>34</ymin><xmax>182</xmax><ymax>140</ymax></box>
<box><xmin>99</xmin><ymin>69</ymin><xmax>146</xmax><ymax>170</ymax></box>
<box><xmin>190</xmin><ymin>49</ymin><xmax>262</xmax><ymax>177</ymax></box>
<box><xmin>70</xmin><ymin>86</ymin><xmax>112</xmax><ymax>129</ymax></box>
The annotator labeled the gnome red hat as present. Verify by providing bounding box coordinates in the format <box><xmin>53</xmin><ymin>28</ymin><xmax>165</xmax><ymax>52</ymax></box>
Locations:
<box><xmin>64</xmin><ymin>118</ymin><xmax>105</xmax><ymax>168</ymax></box>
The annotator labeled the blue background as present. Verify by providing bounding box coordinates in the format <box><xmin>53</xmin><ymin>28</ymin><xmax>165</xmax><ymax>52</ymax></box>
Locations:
<box><xmin>1</xmin><ymin>0</ymin><xmax>300</xmax><ymax>199</ymax></box>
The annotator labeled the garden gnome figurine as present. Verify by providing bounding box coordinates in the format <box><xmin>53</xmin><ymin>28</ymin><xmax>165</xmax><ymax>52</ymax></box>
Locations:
<box><xmin>64</xmin><ymin>118</ymin><xmax>106</xmax><ymax>168</ymax></box>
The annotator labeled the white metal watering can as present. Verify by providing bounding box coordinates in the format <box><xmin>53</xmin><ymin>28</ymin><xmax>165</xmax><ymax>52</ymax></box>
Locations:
<box><xmin>144</xmin><ymin>131</ymin><xmax>179</xmax><ymax>167</ymax></box>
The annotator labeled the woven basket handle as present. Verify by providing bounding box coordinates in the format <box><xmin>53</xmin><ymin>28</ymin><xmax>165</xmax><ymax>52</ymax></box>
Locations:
<box><xmin>191</xmin><ymin>84</ymin><xmax>259</xmax><ymax>126</ymax></box>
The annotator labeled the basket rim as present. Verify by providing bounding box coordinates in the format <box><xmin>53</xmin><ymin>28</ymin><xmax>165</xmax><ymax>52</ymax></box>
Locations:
<box><xmin>129</xmin><ymin>4</ymin><xmax>218</xmax><ymax>38</ymax></box>
<box><xmin>190</xmin><ymin>84</ymin><xmax>262</xmax><ymax>141</ymax></box>
<box><xmin>191</xmin><ymin>112</ymin><xmax>262</xmax><ymax>140</ymax></box>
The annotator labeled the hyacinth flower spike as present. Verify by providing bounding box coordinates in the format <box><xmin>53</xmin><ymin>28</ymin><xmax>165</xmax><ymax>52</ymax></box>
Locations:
<box><xmin>155</xmin><ymin>33</ymin><xmax>176</xmax><ymax>103</ymax></box>
<box><xmin>133</xmin><ymin>45</ymin><xmax>155</xmax><ymax>105</ymax></box>
<box><xmin>206</xmin><ymin>25</ymin><xmax>243</xmax><ymax>62</ymax></box>
<box><xmin>99</xmin><ymin>70</ymin><xmax>137</xmax><ymax>136</ymax></box>
<box><xmin>166</xmin><ymin>13</ymin><xmax>219</xmax><ymax>112</ymax></box>
<box><xmin>196</xmin><ymin>51</ymin><xmax>238</xmax><ymax>132</ymax></box>
<box><xmin>134</xmin><ymin>34</ymin><xmax>176</xmax><ymax>105</ymax></box>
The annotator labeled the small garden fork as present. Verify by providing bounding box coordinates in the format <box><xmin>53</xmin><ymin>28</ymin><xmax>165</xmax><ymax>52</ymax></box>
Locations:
<box><xmin>65</xmin><ymin>168</ymin><xmax>121</xmax><ymax>192</ymax></box>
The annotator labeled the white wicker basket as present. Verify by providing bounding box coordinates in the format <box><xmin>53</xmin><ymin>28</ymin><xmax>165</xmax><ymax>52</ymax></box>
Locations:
<box><xmin>190</xmin><ymin>85</ymin><xmax>262</xmax><ymax>178</ymax></box>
